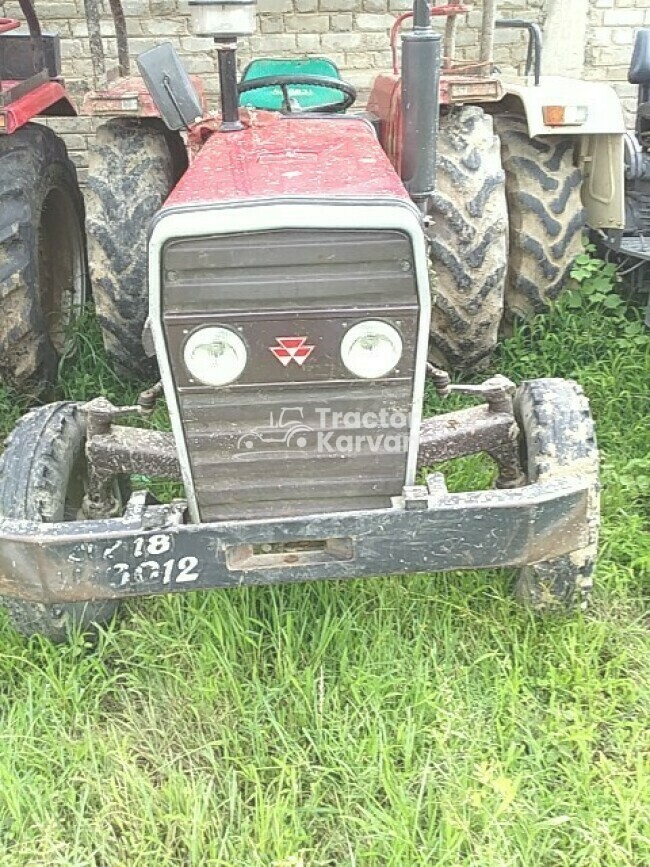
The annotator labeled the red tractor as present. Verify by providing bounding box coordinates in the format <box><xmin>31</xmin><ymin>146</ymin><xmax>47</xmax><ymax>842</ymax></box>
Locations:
<box><xmin>0</xmin><ymin>2</ymin><xmax>86</xmax><ymax>393</ymax></box>
<box><xmin>78</xmin><ymin>0</ymin><xmax>627</xmax><ymax>376</ymax></box>
<box><xmin>0</xmin><ymin>1</ymin><xmax>599</xmax><ymax>641</ymax></box>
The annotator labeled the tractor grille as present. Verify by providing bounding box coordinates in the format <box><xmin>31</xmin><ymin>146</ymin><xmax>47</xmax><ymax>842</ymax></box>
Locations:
<box><xmin>161</xmin><ymin>228</ymin><xmax>421</xmax><ymax>521</ymax></box>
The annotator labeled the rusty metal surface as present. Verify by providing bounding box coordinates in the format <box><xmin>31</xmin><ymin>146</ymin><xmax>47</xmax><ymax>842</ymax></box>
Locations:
<box><xmin>480</xmin><ymin>0</ymin><xmax>498</xmax><ymax>74</ymax></box>
<box><xmin>82</xmin><ymin>406</ymin><xmax>524</xmax><ymax>484</ymax></box>
<box><xmin>83</xmin><ymin>0</ymin><xmax>105</xmax><ymax>87</ymax></box>
<box><xmin>108</xmin><ymin>0</ymin><xmax>129</xmax><ymax>78</ymax></box>
<box><xmin>0</xmin><ymin>476</ymin><xmax>591</xmax><ymax>604</ymax></box>
<box><xmin>418</xmin><ymin>404</ymin><xmax>522</xmax><ymax>480</ymax></box>
<box><xmin>87</xmin><ymin>426</ymin><xmax>181</xmax><ymax>481</ymax></box>
<box><xmin>17</xmin><ymin>0</ymin><xmax>44</xmax><ymax>73</ymax></box>
<box><xmin>80</xmin><ymin>394</ymin><xmax>525</xmax><ymax>519</ymax></box>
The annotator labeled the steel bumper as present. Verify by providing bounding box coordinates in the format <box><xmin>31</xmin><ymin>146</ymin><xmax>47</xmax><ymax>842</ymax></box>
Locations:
<box><xmin>0</xmin><ymin>477</ymin><xmax>590</xmax><ymax>604</ymax></box>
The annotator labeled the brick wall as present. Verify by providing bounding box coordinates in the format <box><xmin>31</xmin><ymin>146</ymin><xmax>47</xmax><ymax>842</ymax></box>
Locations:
<box><xmin>586</xmin><ymin>0</ymin><xmax>650</xmax><ymax>120</ymax></box>
<box><xmin>2</xmin><ymin>0</ymin><xmax>543</xmax><ymax>100</ymax></box>
<box><xmin>0</xmin><ymin>0</ymin><xmax>646</xmax><ymax>172</ymax></box>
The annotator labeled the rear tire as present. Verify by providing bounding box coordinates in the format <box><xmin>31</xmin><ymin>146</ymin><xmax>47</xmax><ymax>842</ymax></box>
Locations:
<box><xmin>0</xmin><ymin>403</ymin><xmax>121</xmax><ymax>641</ymax></box>
<box><xmin>495</xmin><ymin>114</ymin><xmax>585</xmax><ymax>321</ymax></box>
<box><xmin>86</xmin><ymin>119</ymin><xmax>187</xmax><ymax>378</ymax></box>
<box><xmin>427</xmin><ymin>106</ymin><xmax>508</xmax><ymax>371</ymax></box>
<box><xmin>0</xmin><ymin>124</ymin><xmax>87</xmax><ymax>394</ymax></box>
<box><xmin>514</xmin><ymin>379</ymin><xmax>600</xmax><ymax>613</ymax></box>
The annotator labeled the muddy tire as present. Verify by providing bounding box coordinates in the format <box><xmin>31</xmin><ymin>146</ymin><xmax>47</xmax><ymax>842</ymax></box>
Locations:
<box><xmin>495</xmin><ymin>114</ymin><xmax>585</xmax><ymax>322</ymax></box>
<box><xmin>86</xmin><ymin>119</ymin><xmax>186</xmax><ymax>378</ymax></box>
<box><xmin>0</xmin><ymin>124</ymin><xmax>87</xmax><ymax>394</ymax></box>
<box><xmin>514</xmin><ymin>379</ymin><xmax>600</xmax><ymax>613</ymax></box>
<box><xmin>427</xmin><ymin>106</ymin><xmax>508</xmax><ymax>370</ymax></box>
<box><xmin>0</xmin><ymin>403</ymin><xmax>121</xmax><ymax>641</ymax></box>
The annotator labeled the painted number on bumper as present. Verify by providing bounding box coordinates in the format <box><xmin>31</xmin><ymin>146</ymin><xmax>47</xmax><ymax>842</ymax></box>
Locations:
<box><xmin>105</xmin><ymin>534</ymin><xmax>201</xmax><ymax>590</ymax></box>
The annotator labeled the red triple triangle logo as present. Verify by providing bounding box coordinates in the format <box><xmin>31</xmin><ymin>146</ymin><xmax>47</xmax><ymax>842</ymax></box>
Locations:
<box><xmin>269</xmin><ymin>336</ymin><xmax>315</xmax><ymax>367</ymax></box>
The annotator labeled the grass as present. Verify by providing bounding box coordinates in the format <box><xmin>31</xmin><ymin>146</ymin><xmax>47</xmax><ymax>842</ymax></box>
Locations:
<box><xmin>0</xmin><ymin>271</ymin><xmax>648</xmax><ymax>865</ymax></box>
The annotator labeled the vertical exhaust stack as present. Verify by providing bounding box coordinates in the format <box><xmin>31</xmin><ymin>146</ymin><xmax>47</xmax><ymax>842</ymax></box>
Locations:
<box><xmin>400</xmin><ymin>0</ymin><xmax>442</xmax><ymax>212</ymax></box>
<box><xmin>189</xmin><ymin>0</ymin><xmax>258</xmax><ymax>132</ymax></box>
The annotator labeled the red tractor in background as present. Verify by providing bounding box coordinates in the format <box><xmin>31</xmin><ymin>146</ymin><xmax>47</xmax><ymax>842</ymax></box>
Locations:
<box><xmin>0</xmin><ymin>2</ymin><xmax>86</xmax><ymax>393</ymax></box>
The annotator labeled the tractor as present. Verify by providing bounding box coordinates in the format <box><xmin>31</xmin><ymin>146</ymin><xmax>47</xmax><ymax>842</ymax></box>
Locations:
<box><xmin>0</xmin><ymin>2</ymin><xmax>86</xmax><ymax>393</ymax></box>
<box><xmin>593</xmin><ymin>27</ymin><xmax>650</xmax><ymax>325</ymax></box>
<box><xmin>78</xmin><ymin>0</ymin><xmax>628</xmax><ymax>375</ymax></box>
<box><xmin>0</xmin><ymin>0</ymin><xmax>599</xmax><ymax>641</ymax></box>
<box><xmin>366</xmin><ymin>0</ymin><xmax>627</xmax><ymax>368</ymax></box>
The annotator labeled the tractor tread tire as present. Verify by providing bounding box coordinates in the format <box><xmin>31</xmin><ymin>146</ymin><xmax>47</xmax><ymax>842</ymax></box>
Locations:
<box><xmin>495</xmin><ymin>114</ymin><xmax>585</xmax><ymax>320</ymax></box>
<box><xmin>0</xmin><ymin>402</ymin><xmax>119</xmax><ymax>641</ymax></box>
<box><xmin>86</xmin><ymin>119</ymin><xmax>185</xmax><ymax>378</ymax></box>
<box><xmin>427</xmin><ymin>105</ymin><xmax>508</xmax><ymax>370</ymax></box>
<box><xmin>0</xmin><ymin>124</ymin><xmax>85</xmax><ymax>393</ymax></box>
<box><xmin>514</xmin><ymin>378</ymin><xmax>600</xmax><ymax>612</ymax></box>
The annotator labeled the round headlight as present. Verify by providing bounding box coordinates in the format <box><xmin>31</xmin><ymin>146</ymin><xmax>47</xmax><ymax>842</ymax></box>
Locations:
<box><xmin>183</xmin><ymin>326</ymin><xmax>247</xmax><ymax>387</ymax></box>
<box><xmin>340</xmin><ymin>320</ymin><xmax>403</xmax><ymax>380</ymax></box>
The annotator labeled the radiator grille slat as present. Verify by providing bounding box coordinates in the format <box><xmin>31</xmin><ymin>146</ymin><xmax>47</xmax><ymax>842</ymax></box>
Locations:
<box><xmin>164</xmin><ymin>231</ymin><xmax>416</xmax><ymax>312</ymax></box>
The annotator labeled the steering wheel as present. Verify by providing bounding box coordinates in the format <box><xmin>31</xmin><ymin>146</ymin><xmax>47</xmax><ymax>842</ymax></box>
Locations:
<box><xmin>238</xmin><ymin>74</ymin><xmax>357</xmax><ymax>114</ymax></box>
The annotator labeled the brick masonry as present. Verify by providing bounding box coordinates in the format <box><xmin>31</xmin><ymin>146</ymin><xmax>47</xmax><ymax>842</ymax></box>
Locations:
<box><xmin>0</xmin><ymin>0</ymin><xmax>645</xmax><ymax>175</ymax></box>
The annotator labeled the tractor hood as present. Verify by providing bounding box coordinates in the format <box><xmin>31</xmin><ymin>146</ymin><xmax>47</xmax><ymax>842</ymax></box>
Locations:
<box><xmin>159</xmin><ymin>115</ymin><xmax>412</xmax><ymax>212</ymax></box>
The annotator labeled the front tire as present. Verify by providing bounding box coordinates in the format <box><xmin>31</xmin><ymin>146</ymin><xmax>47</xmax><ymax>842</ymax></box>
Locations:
<box><xmin>0</xmin><ymin>124</ymin><xmax>87</xmax><ymax>394</ymax></box>
<box><xmin>86</xmin><ymin>119</ymin><xmax>187</xmax><ymax>378</ymax></box>
<box><xmin>514</xmin><ymin>379</ymin><xmax>600</xmax><ymax>613</ymax></box>
<box><xmin>0</xmin><ymin>403</ymin><xmax>121</xmax><ymax>641</ymax></box>
<box><xmin>427</xmin><ymin>106</ymin><xmax>509</xmax><ymax>371</ymax></box>
<box><xmin>495</xmin><ymin>114</ymin><xmax>585</xmax><ymax>322</ymax></box>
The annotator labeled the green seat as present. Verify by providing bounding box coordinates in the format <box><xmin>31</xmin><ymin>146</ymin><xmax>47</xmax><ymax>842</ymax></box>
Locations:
<box><xmin>239</xmin><ymin>57</ymin><xmax>345</xmax><ymax>111</ymax></box>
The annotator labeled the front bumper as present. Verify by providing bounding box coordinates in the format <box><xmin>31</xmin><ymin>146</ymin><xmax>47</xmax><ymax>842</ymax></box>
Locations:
<box><xmin>0</xmin><ymin>477</ymin><xmax>590</xmax><ymax>604</ymax></box>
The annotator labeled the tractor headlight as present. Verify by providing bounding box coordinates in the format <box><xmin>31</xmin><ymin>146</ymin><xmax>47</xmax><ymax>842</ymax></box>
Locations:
<box><xmin>183</xmin><ymin>326</ymin><xmax>247</xmax><ymax>386</ymax></box>
<box><xmin>340</xmin><ymin>320</ymin><xmax>403</xmax><ymax>379</ymax></box>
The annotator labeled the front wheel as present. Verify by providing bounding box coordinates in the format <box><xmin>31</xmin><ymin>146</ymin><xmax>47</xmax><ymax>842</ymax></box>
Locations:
<box><xmin>0</xmin><ymin>403</ymin><xmax>123</xmax><ymax>641</ymax></box>
<box><xmin>513</xmin><ymin>379</ymin><xmax>600</xmax><ymax>613</ymax></box>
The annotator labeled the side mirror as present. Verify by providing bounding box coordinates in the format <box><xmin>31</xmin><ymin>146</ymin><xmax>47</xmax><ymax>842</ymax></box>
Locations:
<box><xmin>137</xmin><ymin>42</ymin><xmax>203</xmax><ymax>131</ymax></box>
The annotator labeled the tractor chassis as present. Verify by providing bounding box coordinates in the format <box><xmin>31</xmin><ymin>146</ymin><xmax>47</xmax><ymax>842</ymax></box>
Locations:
<box><xmin>0</xmin><ymin>381</ymin><xmax>592</xmax><ymax>606</ymax></box>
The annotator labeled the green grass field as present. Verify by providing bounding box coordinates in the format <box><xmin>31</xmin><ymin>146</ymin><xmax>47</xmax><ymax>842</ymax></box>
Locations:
<box><xmin>0</xmin><ymin>270</ymin><xmax>648</xmax><ymax>865</ymax></box>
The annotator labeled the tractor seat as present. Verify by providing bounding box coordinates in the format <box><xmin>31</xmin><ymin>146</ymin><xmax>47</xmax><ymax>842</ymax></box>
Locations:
<box><xmin>239</xmin><ymin>57</ymin><xmax>347</xmax><ymax>112</ymax></box>
<box><xmin>629</xmin><ymin>28</ymin><xmax>650</xmax><ymax>85</ymax></box>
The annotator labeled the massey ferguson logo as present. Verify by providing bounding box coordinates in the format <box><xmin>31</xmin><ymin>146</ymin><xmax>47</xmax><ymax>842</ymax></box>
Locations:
<box><xmin>269</xmin><ymin>336</ymin><xmax>314</xmax><ymax>367</ymax></box>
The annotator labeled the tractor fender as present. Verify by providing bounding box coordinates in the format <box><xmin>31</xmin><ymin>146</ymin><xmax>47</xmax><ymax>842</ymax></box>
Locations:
<box><xmin>498</xmin><ymin>75</ymin><xmax>626</xmax><ymax>138</ymax></box>
<box><xmin>496</xmin><ymin>76</ymin><xmax>627</xmax><ymax>231</ymax></box>
<box><xmin>0</xmin><ymin>81</ymin><xmax>76</xmax><ymax>135</ymax></box>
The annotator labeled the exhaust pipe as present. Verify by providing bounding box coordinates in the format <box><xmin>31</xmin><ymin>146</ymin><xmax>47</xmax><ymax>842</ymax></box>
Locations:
<box><xmin>400</xmin><ymin>0</ymin><xmax>442</xmax><ymax>212</ymax></box>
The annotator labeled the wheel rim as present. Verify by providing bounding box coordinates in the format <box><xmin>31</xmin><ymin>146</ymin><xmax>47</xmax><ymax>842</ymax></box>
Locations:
<box><xmin>38</xmin><ymin>184</ymin><xmax>86</xmax><ymax>354</ymax></box>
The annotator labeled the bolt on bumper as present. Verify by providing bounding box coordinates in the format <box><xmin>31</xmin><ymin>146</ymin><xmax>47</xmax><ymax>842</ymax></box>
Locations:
<box><xmin>0</xmin><ymin>475</ymin><xmax>591</xmax><ymax>605</ymax></box>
